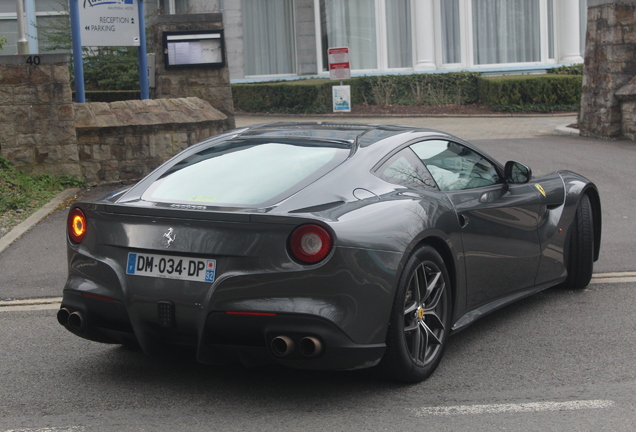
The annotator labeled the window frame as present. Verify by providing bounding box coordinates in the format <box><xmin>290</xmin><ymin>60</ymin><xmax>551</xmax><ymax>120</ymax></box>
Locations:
<box><xmin>314</xmin><ymin>0</ymin><xmax>415</xmax><ymax>74</ymax></box>
<box><xmin>435</xmin><ymin>0</ymin><xmax>557</xmax><ymax>69</ymax></box>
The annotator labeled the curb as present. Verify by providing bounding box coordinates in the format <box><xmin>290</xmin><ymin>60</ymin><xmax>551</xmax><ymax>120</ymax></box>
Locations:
<box><xmin>555</xmin><ymin>123</ymin><xmax>580</xmax><ymax>136</ymax></box>
<box><xmin>0</xmin><ymin>188</ymin><xmax>80</xmax><ymax>255</ymax></box>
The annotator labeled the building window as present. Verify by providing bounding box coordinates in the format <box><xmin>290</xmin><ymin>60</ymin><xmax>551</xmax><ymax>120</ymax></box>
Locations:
<box><xmin>243</xmin><ymin>0</ymin><xmax>296</xmax><ymax>76</ymax></box>
<box><xmin>472</xmin><ymin>0</ymin><xmax>541</xmax><ymax>65</ymax></box>
<box><xmin>386</xmin><ymin>0</ymin><xmax>412</xmax><ymax>68</ymax></box>
<box><xmin>440</xmin><ymin>0</ymin><xmax>460</xmax><ymax>64</ymax></box>
<box><xmin>320</xmin><ymin>0</ymin><xmax>378</xmax><ymax>70</ymax></box>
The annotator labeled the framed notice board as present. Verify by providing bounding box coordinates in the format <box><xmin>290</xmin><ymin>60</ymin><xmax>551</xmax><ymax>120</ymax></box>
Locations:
<box><xmin>163</xmin><ymin>30</ymin><xmax>225</xmax><ymax>68</ymax></box>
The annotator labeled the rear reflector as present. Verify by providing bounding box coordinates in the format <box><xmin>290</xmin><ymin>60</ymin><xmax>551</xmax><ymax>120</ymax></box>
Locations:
<box><xmin>81</xmin><ymin>292</ymin><xmax>114</xmax><ymax>302</ymax></box>
<box><xmin>225</xmin><ymin>311</ymin><xmax>277</xmax><ymax>317</ymax></box>
<box><xmin>289</xmin><ymin>224</ymin><xmax>333</xmax><ymax>264</ymax></box>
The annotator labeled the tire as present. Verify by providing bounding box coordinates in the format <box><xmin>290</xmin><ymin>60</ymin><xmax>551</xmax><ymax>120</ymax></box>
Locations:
<box><xmin>380</xmin><ymin>246</ymin><xmax>452</xmax><ymax>383</ymax></box>
<box><xmin>565</xmin><ymin>194</ymin><xmax>594</xmax><ymax>290</ymax></box>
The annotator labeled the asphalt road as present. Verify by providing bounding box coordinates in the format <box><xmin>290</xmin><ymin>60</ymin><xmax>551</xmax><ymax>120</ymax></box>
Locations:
<box><xmin>1</xmin><ymin>281</ymin><xmax>634</xmax><ymax>431</ymax></box>
<box><xmin>0</xmin><ymin>126</ymin><xmax>635</xmax><ymax>431</ymax></box>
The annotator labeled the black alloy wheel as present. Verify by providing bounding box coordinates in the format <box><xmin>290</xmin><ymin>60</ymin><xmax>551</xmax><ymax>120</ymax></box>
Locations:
<box><xmin>380</xmin><ymin>246</ymin><xmax>452</xmax><ymax>383</ymax></box>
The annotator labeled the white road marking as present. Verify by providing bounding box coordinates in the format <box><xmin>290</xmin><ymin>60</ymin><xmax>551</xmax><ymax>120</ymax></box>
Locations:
<box><xmin>412</xmin><ymin>399</ymin><xmax>614</xmax><ymax>416</ymax></box>
<box><xmin>0</xmin><ymin>297</ymin><xmax>62</xmax><ymax>312</ymax></box>
<box><xmin>590</xmin><ymin>272</ymin><xmax>636</xmax><ymax>284</ymax></box>
<box><xmin>4</xmin><ymin>427</ymin><xmax>85</xmax><ymax>432</ymax></box>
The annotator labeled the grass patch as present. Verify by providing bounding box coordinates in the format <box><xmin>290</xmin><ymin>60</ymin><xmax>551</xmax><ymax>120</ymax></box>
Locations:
<box><xmin>0</xmin><ymin>155</ymin><xmax>85</xmax><ymax>237</ymax></box>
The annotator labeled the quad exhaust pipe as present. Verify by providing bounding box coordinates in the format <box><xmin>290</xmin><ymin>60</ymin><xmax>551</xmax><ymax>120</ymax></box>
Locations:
<box><xmin>271</xmin><ymin>335</ymin><xmax>295</xmax><ymax>357</ymax></box>
<box><xmin>57</xmin><ymin>308</ymin><xmax>85</xmax><ymax>332</ymax></box>
<box><xmin>298</xmin><ymin>336</ymin><xmax>323</xmax><ymax>358</ymax></box>
<box><xmin>270</xmin><ymin>335</ymin><xmax>323</xmax><ymax>358</ymax></box>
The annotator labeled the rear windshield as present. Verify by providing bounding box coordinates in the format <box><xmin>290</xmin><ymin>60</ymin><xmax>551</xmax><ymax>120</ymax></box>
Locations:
<box><xmin>142</xmin><ymin>141</ymin><xmax>348</xmax><ymax>207</ymax></box>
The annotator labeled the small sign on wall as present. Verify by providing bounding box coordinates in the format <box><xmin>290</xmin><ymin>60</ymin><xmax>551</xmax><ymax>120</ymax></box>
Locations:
<box><xmin>328</xmin><ymin>47</ymin><xmax>351</xmax><ymax>80</ymax></box>
<box><xmin>163</xmin><ymin>31</ymin><xmax>225</xmax><ymax>68</ymax></box>
<box><xmin>333</xmin><ymin>85</ymin><xmax>351</xmax><ymax>112</ymax></box>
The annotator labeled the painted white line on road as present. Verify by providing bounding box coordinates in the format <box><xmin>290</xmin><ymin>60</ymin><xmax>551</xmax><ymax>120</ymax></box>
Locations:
<box><xmin>1</xmin><ymin>303</ymin><xmax>62</xmax><ymax>311</ymax></box>
<box><xmin>0</xmin><ymin>297</ymin><xmax>62</xmax><ymax>306</ymax></box>
<box><xmin>590</xmin><ymin>277</ymin><xmax>636</xmax><ymax>284</ymax></box>
<box><xmin>0</xmin><ymin>297</ymin><xmax>62</xmax><ymax>312</ymax></box>
<box><xmin>4</xmin><ymin>427</ymin><xmax>85</xmax><ymax>432</ymax></box>
<box><xmin>590</xmin><ymin>272</ymin><xmax>636</xmax><ymax>284</ymax></box>
<box><xmin>412</xmin><ymin>399</ymin><xmax>614</xmax><ymax>417</ymax></box>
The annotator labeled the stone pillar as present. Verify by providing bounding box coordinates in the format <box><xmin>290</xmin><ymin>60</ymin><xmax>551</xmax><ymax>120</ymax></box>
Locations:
<box><xmin>558</xmin><ymin>0</ymin><xmax>583</xmax><ymax>64</ymax></box>
<box><xmin>0</xmin><ymin>54</ymin><xmax>81</xmax><ymax>176</ymax></box>
<box><xmin>579</xmin><ymin>0</ymin><xmax>636</xmax><ymax>139</ymax></box>
<box><xmin>413</xmin><ymin>0</ymin><xmax>437</xmax><ymax>70</ymax></box>
<box><xmin>148</xmin><ymin>13</ymin><xmax>235</xmax><ymax>127</ymax></box>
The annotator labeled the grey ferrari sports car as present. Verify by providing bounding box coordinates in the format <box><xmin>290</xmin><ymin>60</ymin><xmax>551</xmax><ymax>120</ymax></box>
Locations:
<box><xmin>58</xmin><ymin>122</ymin><xmax>601</xmax><ymax>382</ymax></box>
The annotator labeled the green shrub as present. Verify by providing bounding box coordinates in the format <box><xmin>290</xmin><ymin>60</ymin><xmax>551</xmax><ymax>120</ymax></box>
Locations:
<box><xmin>232</xmin><ymin>79</ymin><xmax>334</xmax><ymax>114</ymax></box>
<box><xmin>477</xmin><ymin>74</ymin><xmax>582</xmax><ymax>112</ymax></box>
<box><xmin>0</xmin><ymin>155</ymin><xmax>85</xmax><ymax>214</ymax></box>
<box><xmin>232</xmin><ymin>72</ymin><xmax>481</xmax><ymax>114</ymax></box>
<box><xmin>550</xmin><ymin>64</ymin><xmax>584</xmax><ymax>75</ymax></box>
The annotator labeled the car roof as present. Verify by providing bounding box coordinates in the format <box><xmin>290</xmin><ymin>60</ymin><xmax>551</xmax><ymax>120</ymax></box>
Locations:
<box><xmin>233</xmin><ymin>122</ymin><xmax>453</xmax><ymax>148</ymax></box>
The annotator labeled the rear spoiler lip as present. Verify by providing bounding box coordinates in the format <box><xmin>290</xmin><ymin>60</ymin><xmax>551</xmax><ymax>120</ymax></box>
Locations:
<box><xmin>93</xmin><ymin>203</ymin><xmax>322</xmax><ymax>225</ymax></box>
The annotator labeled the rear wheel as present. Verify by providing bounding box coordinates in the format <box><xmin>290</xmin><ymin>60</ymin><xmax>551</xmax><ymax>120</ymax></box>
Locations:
<box><xmin>565</xmin><ymin>194</ymin><xmax>594</xmax><ymax>290</ymax></box>
<box><xmin>380</xmin><ymin>246</ymin><xmax>452</xmax><ymax>383</ymax></box>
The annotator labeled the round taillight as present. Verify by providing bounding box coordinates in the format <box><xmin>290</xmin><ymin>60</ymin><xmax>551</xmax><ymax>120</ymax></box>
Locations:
<box><xmin>68</xmin><ymin>208</ymin><xmax>87</xmax><ymax>244</ymax></box>
<box><xmin>289</xmin><ymin>224</ymin><xmax>333</xmax><ymax>264</ymax></box>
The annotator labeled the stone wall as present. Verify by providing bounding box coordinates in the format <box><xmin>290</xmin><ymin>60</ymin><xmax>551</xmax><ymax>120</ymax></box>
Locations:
<box><xmin>616</xmin><ymin>77</ymin><xmax>636</xmax><ymax>140</ymax></box>
<box><xmin>75</xmin><ymin>98</ymin><xmax>231</xmax><ymax>184</ymax></box>
<box><xmin>0</xmin><ymin>54</ymin><xmax>81</xmax><ymax>177</ymax></box>
<box><xmin>579</xmin><ymin>0</ymin><xmax>636</xmax><ymax>139</ymax></box>
<box><xmin>1</xmin><ymin>53</ymin><xmax>233</xmax><ymax>184</ymax></box>
<box><xmin>148</xmin><ymin>13</ymin><xmax>235</xmax><ymax>124</ymax></box>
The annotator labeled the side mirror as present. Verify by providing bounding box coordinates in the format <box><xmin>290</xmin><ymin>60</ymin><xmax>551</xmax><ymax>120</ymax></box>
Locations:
<box><xmin>504</xmin><ymin>161</ymin><xmax>532</xmax><ymax>184</ymax></box>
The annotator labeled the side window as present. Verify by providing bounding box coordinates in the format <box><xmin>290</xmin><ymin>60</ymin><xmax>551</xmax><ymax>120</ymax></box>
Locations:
<box><xmin>374</xmin><ymin>147</ymin><xmax>437</xmax><ymax>190</ymax></box>
<box><xmin>410</xmin><ymin>140</ymin><xmax>500</xmax><ymax>191</ymax></box>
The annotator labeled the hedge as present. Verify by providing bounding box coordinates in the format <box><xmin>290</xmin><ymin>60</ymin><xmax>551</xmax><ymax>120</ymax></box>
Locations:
<box><xmin>77</xmin><ymin>70</ymin><xmax>583</xmax><ymax>113</ymax></box>
<box><xmin>232</xmin><ymin>72</ymin><xmax>481</xmax><ymax>114</ymax></box>
<box><xmin>477</xmin><ymin>74</ymin><xmax>582</xmax><ymax>112</ymax></box>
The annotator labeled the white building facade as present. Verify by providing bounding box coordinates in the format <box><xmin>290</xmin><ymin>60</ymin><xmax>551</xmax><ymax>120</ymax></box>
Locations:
<box><xmin>0</xmin><ymin>0</ymin><xmax>587</xmax><ymax>81</ymax></box>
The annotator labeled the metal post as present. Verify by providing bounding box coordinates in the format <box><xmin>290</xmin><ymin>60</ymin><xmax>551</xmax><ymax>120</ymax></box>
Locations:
<box><xmin>15</xmin><ymin>0</ymin><xmax>29</xmax><ymax>54</ymax></box>
<box><xmin>69</xmin><ymin>0</ymin><xmax>85</xmax><ymax>103</ymax></box>
<box><xmin>24</xmin><ymin>0</ymin><xmax>38</xmax><ymax>53</ymax></box>
<box><xmin>137</xmin><ymin>0</ymin><xmax>150</xmax><ymax>100</ymax></box>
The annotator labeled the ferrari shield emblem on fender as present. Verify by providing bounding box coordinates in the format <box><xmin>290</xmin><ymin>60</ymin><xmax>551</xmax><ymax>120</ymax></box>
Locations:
<box><xmin>163</xmin><ymin>228</ymin><xmax>176</xmax><ymax>248</ymax></box>
<box><xmin>535</xmin><ymin>184</ymin><xmax>547</xmax><ymax>197</ymax></box>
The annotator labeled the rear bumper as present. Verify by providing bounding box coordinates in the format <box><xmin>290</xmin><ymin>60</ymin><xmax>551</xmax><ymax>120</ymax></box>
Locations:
<box><xmin>59</xmin><ymin>289</ymin><xmax>386</xmax><ymax>371</ymax></box>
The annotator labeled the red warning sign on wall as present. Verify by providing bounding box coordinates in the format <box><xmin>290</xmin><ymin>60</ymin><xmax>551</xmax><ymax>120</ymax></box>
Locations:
<box><xmin>328</xmin><ymin>47</ymin><xmax>351</xmax><ymax>80</ymax></box>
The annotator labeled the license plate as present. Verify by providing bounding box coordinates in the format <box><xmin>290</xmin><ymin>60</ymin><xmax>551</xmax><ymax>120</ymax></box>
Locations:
<box><xmin>126</xmin><ymin>252</ymin><xmax>216</xmax><ymax>282</ymax></box>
